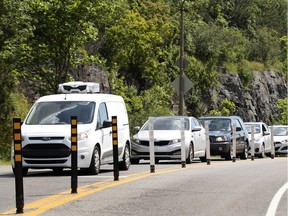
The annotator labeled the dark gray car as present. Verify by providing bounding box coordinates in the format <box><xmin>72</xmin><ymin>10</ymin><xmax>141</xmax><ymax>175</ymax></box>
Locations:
<box><xmin>199</xmin><ymin>116</ymin><xmax>249</xmax><ymax>160</ymax></box>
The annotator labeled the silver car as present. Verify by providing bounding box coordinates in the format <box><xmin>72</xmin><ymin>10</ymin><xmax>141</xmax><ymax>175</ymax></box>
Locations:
<box><xmin>269</xmin><ymin>125</ymin><xmax>288</xmax><ymax>155</ymax></box>
<box><xmin>131</xmin><ymin>116</ymin><xmax>207</xmax><ymax>164</ymax></box>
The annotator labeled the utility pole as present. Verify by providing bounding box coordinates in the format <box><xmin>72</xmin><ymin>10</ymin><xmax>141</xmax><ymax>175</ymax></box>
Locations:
<box><xmin>179</xmin><ymin>0</ymin><xmax>185</xmax><ymax>116</ymax></box>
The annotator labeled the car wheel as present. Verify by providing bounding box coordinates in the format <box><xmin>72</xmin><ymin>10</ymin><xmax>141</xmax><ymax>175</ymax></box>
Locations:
<box><xmin>225</xmin><ymin>144</ymin><xmax>233</xmax><ymax>160</ymax></box>
<box><xmin>89</xmin><ymin>145</ymin><xmax>101</xmax><ymax>175</ymax></box>
<box><xmin>119</xmin><ymin>144</ymin><xmax>130</xmax><ymax>170</ymax></box>
<box><xmin>240</xmin><ymin>142</ymin><xmax>248</xmax><ymax>160</ymax></box>
<box><xmin>258</xmin><ymin>144</ymin><xmax>266</xmax><ymax>158</ymax></box>
<box><xmin>130</xmin><ymin>158</ymin><xmax>140</xmax><ymax>164</ymax></box>
<box><xmin>186</xmin><ymin>144</ymin><xmax>194</xmax><ymax>164</ymax></box>
<box><xmin>199</xmin><ymin>152</ymin><xmax>207</xmax><ymax>162</ymax></box>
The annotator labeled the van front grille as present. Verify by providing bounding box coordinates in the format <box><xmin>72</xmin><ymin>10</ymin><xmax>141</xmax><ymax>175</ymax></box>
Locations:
<box><xmin>22</xmin><ymin>144</ymin><xmax>71</xmax><ymax>158</ymax></box>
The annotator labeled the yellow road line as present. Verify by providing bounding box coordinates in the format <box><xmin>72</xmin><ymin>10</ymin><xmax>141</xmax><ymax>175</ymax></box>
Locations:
<box><xmin>1</xmin><ymin>158</ymin><xmax>285</xmax><ymax>215</ymax></box>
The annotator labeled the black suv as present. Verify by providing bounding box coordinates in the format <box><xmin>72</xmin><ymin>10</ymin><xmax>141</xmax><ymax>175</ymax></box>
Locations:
<box><xmin>199</xmin><ymin>116</ymin><xmax>249</xmax><ymax>160</ymax></box>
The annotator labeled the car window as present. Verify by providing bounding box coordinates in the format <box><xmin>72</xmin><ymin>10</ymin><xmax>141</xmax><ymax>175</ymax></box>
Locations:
<box><xmin>245</xmin><ymin>124</ymin><xmax>260</xmax><ymax>134</ymax></box>
<box><xmin>233</xmin><ymin>119</ymin><xmax>242</xmax><ymax>130</ymax></box>
<box><xmin>272</xmin><ymin>127</ymin><xmax>288</xmax><ymax>136</ymax></box>
<box><xmin>97</xmin><ymin>102</ymin><xmax>108</xmax><ymax>129</ymax></box>
<box><xmin>142</xmin><ymin>118</ymin><xmax>189</xmax><ymax>130</ymax></box>
<box><xmin>204</xmin><ymin>119</ymin><xmax>231</xmax><ymax>131</ymax></box>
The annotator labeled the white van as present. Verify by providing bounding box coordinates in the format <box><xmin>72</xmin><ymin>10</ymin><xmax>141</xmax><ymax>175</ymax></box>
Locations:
<box><xmin>12</xmin><ymin>82</ymin><xmax>131</xmax><ymax>175</ymax></box>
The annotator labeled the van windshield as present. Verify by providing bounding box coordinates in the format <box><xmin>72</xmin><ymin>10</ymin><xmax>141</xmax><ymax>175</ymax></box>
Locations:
<box><xmin>25</xmin><ymin>101</ymin><xmax>95</xmax><ymax>125</ymax></box>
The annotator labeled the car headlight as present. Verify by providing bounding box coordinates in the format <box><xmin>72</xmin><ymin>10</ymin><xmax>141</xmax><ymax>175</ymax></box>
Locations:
<box><xmin>281</xmin><ymin>139</ymin><xmax>288</xmax><ymax>144</ymax></box>
<box><xmin>132</xmin><ymin>138</ymin><xmax>140</xmax><ymax>144</ymax></box>
<box><xmin>215</xmin><ymin>136</ymin><xmax>228</xmax><ymax>142</ymax></box>
<box><xmin>255</xmin><ymin>138</ymin><xmax>261</xmax><ymax>142</ymax></box>
<box><xmin>169</xmin><ymin>139</ymin><xmax>181</xmax><ymax>145</ymax></box>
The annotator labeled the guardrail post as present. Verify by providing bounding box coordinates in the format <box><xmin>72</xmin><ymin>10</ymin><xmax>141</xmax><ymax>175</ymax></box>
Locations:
<box><xmin>13</xmin><ymin>118</ymin><xmax>24</xmax><ymax>214</ymax></box>
<box><xmin>180</xmin><ymin>118</ymin><xmax>186</xmax><ymax>168</ymax></box>
<box><xmin>232</xmin><ymin>123</ymin><xmax>236</xmax><ymax>163</ymax></box>
<box><xmin>112</xmin><ymin>116</ymin><xmax>119</xmax><ymax>180</ymax></box>
<box><xmin>270</xmin><ymin>125</ymin><xmax>275</xmax><ymax>159</ymax></box>
<box><xmin>251</xmin><ymin>124</ymin><xmax>255</xmax><ymax>161</ymax></box>
<box><xmin>204</xmin><ymin>121</ymin><xmax>211</xmax><ymax>165</ymax></box>
<box><xmin>149</xmin><ymin>117</ymin><xmax>155</xmax><ymax>173</ymax></box>
<box><xmin>71</xmin><ymin>116</ymin><xmax>78</xmax><ymax>193</ymax></box>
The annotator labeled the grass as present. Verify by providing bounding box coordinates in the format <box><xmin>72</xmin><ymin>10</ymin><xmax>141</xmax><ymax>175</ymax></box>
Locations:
<box><xmin>0</xmin><ymin>160</ymin><xmax>10</xmax><ymax>166</ymax></box>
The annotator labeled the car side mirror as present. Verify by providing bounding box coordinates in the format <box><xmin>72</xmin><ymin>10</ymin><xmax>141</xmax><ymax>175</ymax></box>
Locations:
<box><xmin>236</xmin><ymin>127</ymin><xmax>242</xmax><ymax>132</ymax></box>
<box><xmin>192</xmin><ymin>126</ymin><xmax>201</xmax><ymax>132</ymax></box>
<box><xmin>103</xmin><ymin>120</ymin><xmax>112</xmax><ymax>128</ymax></box>
<box><xmin>134</xmin><ymin>126</ymin><xmax>140</xmax><ymax>132</ymax></box>
<box><xmin>264</xmin><ymin>131</ymin><xmax>270</xmax><ymax>136</ymax></box>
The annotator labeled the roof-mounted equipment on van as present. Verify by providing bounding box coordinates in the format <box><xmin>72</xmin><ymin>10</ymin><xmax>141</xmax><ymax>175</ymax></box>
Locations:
<box><xmin>58</xmin><ymin>81</ymin><xmax>100</xmax><ymax>94</ymax></box>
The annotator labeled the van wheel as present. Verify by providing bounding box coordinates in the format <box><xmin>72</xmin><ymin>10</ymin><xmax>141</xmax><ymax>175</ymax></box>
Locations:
<box><xmin>89</xmin><ymin>146</ymin><xmax>100</xmax><ymax>175</ymax></box>
<box><xmin>186</xmin><ymin>144</ymin><xmax>194</xmax><ymax>164</ymax></box>
<box><xmin>119</xmin><ymin>144</ymin><xmax>130</xmax><ymax>170</ymax></box>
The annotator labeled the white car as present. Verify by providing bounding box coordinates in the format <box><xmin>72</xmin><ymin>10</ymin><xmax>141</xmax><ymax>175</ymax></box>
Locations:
<box><xmin>244</xmin><ymin>122</ymin><xmax>272</xmax><ymax>158</ymax></box>
<box><xmin>131</xmin><ymin>116</ymin><xmax>207</xmax><ymax>164</ymax></box>
<box><xmin>269</xmin><ymin>125</ymin><xmax>288</xmax><ymax>155</ymax></box>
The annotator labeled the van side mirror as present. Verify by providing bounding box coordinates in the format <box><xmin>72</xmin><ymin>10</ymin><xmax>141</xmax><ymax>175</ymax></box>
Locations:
<box><xmin>103</xmin><ymin>120</ymin><xmax>112</xmax><ymax>128</ymax></box>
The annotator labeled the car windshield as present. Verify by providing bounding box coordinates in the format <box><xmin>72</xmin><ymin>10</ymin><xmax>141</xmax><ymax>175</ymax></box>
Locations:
<box><xmin>25</xmin><ymin>101</ymin><xmax>95</xmax><ymax>125</ymax></box>
<box><xmin>245</xmin><ymin>124</ymin><xmax>261</xmax><ymax>134</ymax></box>
<box><xmin>200</xmin><ymin>118</ymin><xmax>231</xmax><ymax>132</ymax></box>
<box><xmin>272</xmin><ymin>127</ymin><xmax>288</xmax><ymax>136</ymax></box>
<box><xmin>142</xmin><ymin>118</ymin><xmax>189</xmax><ymax>130</ymax></box>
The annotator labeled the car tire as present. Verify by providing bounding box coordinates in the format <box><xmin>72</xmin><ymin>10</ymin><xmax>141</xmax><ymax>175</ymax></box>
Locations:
<box><xmin>119</xmin><ymin>144</ymin><xmax>130</xmax><ymax>170</ymax></box>
<box><xmin>258</xmin><ymin>144</ymin><xmax>266</xmax><ymax>158</ymax></box>
<box><xmin>130</xmin><ymin>158</ymin><xmax>140</xmax><ymax>164</ymax></box>
<box><xmin>240</xmin><ymin>142</ymin><xmax>248</xmax><ymax>160</ymax></box>
<box><xmin>186</xmin><ymin>144</ymin><xmax>194</xmax><ymax>164</ymax></box>
<box><xmin>225</xmin><ymin>144</ymin><xmax>233</xmax><ymax>160</ymax></box>
<box><xmin>199</xmin><ymin>152</ymin><xmax>207</xmax><ymax>162</ymax></box>
<box><xmin>89</xmin><ymin>145</ymin><xmax>101</xmax><ymax>175</ymax></box>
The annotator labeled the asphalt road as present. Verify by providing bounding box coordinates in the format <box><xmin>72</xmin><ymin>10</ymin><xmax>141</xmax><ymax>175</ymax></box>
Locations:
<box><xmin>0</xmin><ymin>157</ymin><xmax>287</xmax><ymax>216</ymax></box>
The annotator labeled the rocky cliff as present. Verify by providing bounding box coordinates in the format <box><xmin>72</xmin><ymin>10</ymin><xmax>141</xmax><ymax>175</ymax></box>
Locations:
<box><xmin>209</xmin><ymin>70</ymin><xmax>287</xmax><ymax>124</ymax></box>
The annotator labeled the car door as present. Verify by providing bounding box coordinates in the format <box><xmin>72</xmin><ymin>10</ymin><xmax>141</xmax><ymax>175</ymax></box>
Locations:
<box><xmin>191</xmin><ymin>117</ymin><xmax>206</xmax><ymax>154</ymax></box>
<box><xmin>262</xmin><ymin>123</ymin><xmax>272</xmax><ymax>152</ymax></box>
<box><xmin>233</xmin><ymin>118</ymin><xmax>245</xmax><ymax>152</ymax></box>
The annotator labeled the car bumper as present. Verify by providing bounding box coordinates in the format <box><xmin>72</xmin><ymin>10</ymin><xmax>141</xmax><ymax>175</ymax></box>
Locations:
<box><xmin>248</xmin><ymin>142</ymin><xmax>264</xmax><ymax>154</ymax></box>
<box><xmin>210</xmin><ymin>142</ymin><xmax>230</xmax><ymax>155</ymax></box>
<box><xmin>275</xmin><ymin>142</ymin><xmax>288</xmax><ymax>154</ymax></box>
<box><xmin>131</xmin><ymin>142</ymin><xmax>188</xmax><ymax>160</ymax></box>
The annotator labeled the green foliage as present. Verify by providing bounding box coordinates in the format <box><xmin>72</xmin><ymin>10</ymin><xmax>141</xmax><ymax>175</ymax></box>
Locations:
<box><xmin>208</xmin><ymin>99</ymin><xmax>236</xmax><ymax>116</ymax></box>
<box><xmin>274</xmin><ymin>98</ymin><xmax>288</xmax><ymax>125</ymax></box>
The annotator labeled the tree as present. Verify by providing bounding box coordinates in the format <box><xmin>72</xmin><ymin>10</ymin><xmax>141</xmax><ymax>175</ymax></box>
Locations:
<box><xmin>274</xmin><ymin>98</ymin><xmax>288</xmax><ymax>125</ymax></box>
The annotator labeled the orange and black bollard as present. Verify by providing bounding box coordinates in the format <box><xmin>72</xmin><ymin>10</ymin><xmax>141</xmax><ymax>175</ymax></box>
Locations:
<box><xmin>71</xmin><ymin>116</ymin><xmax>78</xmax><ymax>193</ymax></box>
<box><xmin>13</xmin><ymin>118</ymin><xmax>24</xmax><ymax>214</ymax></box>
<box><xmin>112</xmin><ymin>116</ymin><xmax>119</xmax><ymax>181</ymax></box>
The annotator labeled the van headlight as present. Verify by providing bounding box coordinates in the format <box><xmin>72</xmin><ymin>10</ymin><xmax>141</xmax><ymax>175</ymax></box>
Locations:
<box><xmin>69</xmin><ymin>130</ymin><xmax>89</xmax><ymax>141</ymax></box>
<box><xmin>215</xmin><ymin>136</ymin><xmax>228</xmax><ymax>142</ymax></box>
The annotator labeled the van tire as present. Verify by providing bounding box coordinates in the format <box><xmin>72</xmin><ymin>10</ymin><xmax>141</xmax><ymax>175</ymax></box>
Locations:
<box><xmin>89</xmin><ymin>146</ymin><xmax>100</xmax><ymax>175</ymax></box>
<box><xmin>119</xmin><ymin>144</ymin><xmax>130</xmax><ymax>170</ymax></box>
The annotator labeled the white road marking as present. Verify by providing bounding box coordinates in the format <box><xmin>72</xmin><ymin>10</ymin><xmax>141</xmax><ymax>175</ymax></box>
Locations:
<box><xmin>266</xmin><ymin>181</ymin><xmax>288</xmax><ymax>216</ymax></box>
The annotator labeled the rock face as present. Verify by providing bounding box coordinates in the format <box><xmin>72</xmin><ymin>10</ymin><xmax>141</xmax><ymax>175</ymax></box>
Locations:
<box><xmin>209</xmin><ymin>71</ymin><xmax>287</xmax><ymax>124</ymax></box>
